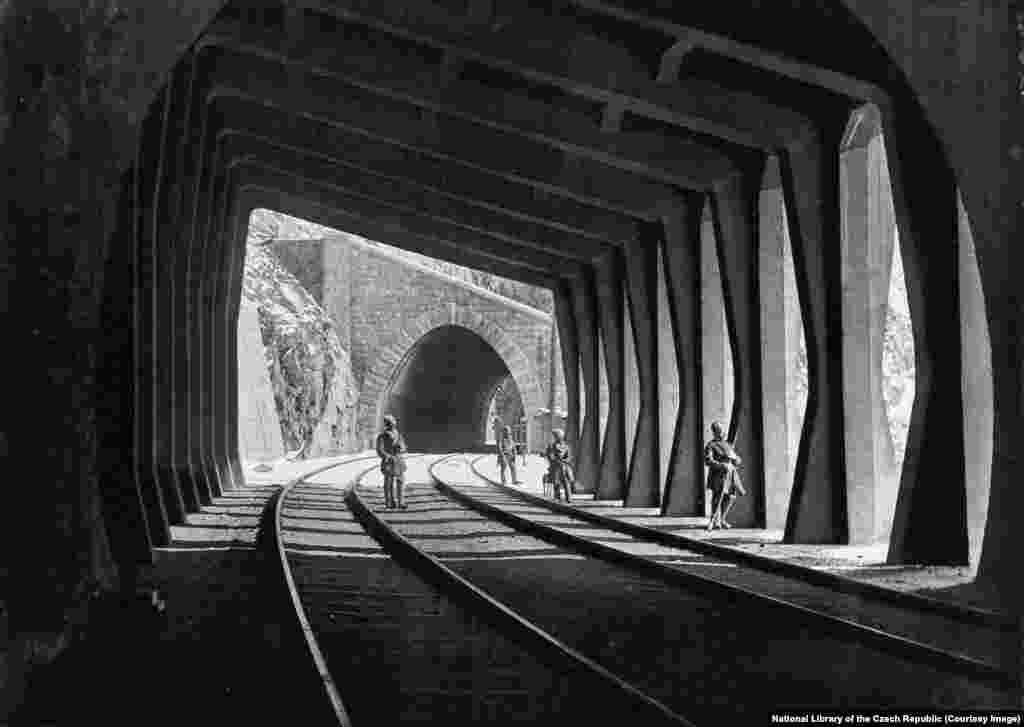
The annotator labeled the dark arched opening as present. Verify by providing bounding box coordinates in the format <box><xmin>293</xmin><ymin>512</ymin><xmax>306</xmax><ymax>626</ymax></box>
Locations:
<box><xmin>383</xmin><ymin>324</ymin><xmax>516</xmax><ymax>452</ymax></box>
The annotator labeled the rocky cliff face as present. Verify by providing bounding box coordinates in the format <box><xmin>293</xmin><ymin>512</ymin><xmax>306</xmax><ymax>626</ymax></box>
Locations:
<box><xmin>241</xmin><ymin>245</ymin><xmax>360</xmax><ymax>458</ymax></box>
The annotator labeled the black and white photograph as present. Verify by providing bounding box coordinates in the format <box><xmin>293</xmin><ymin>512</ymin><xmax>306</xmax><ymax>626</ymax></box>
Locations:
<box><xmin>1</xmin><ymin>1</ymin><xmax>1022</xmax><ymax>724</ymax></box>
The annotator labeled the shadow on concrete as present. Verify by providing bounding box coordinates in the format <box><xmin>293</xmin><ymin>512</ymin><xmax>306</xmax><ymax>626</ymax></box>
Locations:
<box><xmin>7</xmin><ymin>486</ymin><xmax>338</xmax><ymax>726</ymax></box>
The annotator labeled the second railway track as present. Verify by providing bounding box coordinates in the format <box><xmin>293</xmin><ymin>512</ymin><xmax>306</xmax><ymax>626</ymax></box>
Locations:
<box><xmin>274</xmin><ymin>453</ymin><xmax>691</xmax><ymax>725</ymax></box>
<box><xmin>354</xmin><ymin>455</ymin><xmax>1019</xmax><ymax>722</ymax></box>
<box><xmin>461</xmin><ymin>455</ymin><xmax>1020</xmax><ymax>683</ymax></box>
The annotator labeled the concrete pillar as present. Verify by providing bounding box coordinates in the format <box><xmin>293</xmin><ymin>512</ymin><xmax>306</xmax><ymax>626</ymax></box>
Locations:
<box><xmin>780</xmin><ymin>126</ymin><xmax>849</xmax><ymax>545</ymax></box>
<box><xmin>210</xmin><ymin>169</ymin><xmax>238</xmax><ymax>492</ymax></box>
<box><xmin>623</xmin><ymin>292</ymin><xmax>639</xmax><ymax>476</ymax></box>
<box><xmin>624</xmin><ymin>232</ymin><xmax>660</xmax><ymax>507</ymax></box>
<box><xmin>710</xmin><ymin>169</ymin><xmax>766</xmax><ymax>528</ymax></box>
<box><xmin>661</xmin><ymin>195</ymin><xmax>704</xmax><ymax>515</ymax></box>
<box><xmin>224</xmin><ymin>181</ymin><xmax>246</xmax><ymax>489</ymax></box>
<box><xmin>134</xmin><ymin>94</ymin><xmax>174</xmax><ymax>541</ymax></box>
<box><xmin>97</xmin><ymin>168</ymin><xmax>156</xmax><ymax>575</ymax></box>
<box><xmin>597</xmin><ymin>328</ymin><xmax>609</xmax><ymax>446</ymax></box>
<box><xmin>569</xmin><ymin>272</ymin><xmax>600</xmax><ymax>492</ymax></box>
<box><xmin>197</xmin><ymin>135</ymin><xmax>226</xmax><ymax>497</ymax></box>
<box><xmin>701</xmin><ymin>201</ymin><xmax>733</xmax><ymax>478</ymax></box>
<box><xmin>883</xmin><ymin>106</ymin><xmax>968</xmax><ymax>565</ymax></box>
<box><xmin>172</xmin><ymin>54</ymin><xmax>211</xmax><ymax>507</ymax></box>
<box><xmin>554</xmin><ymin>281</ymin><xmax>580</xmax><ymax>462</ymax></box>
<box><xmin>594</xmin><ymin>251</ymin><xmax>627</xmax><ymax>500</ymax></box>
<box><xmin>655</xmin><ymin>229</ymin><xmax>679</xmax><ymax>502</ymax></box>
<box><xmin>957</xmin><ymin>193</ymin><xmax>994</xmax><ymax>572</ymax></box>
<box><xmin>759</xmin><ymin>171</ymin><xmax>795</xmax><ymax>531</ymax></box>
<box><xmin>151</xmin><ymin>84</ymin><xmax>189</xmax><ymax>523</ymax></box>
<box><xmin>183</xmin><ymin>83</ymin><xmax>216</xmax><ymax>506</ymax></box>
<box><xmin>156</xmin><ymin>68</ymin><xmax>201</xmax><ymax>515</ymax></box>
<box><xmin>839</xmin><ymin>117</ymin><xmax>900</xmax><ymax>545</ymax></box>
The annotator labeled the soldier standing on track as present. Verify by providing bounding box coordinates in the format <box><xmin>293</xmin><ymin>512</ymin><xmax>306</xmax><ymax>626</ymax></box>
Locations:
<box><xmin>545</xmin><ymin>428</ymin><xmax>574</xmax><ymax>503</ymax></box>
<box><xmin>377</xmin><ymin>414</ymin><xmax>407</xmax><ymax>510</ymax></box>
<box><xmin>705</xmin><ymin>421</ymin><xmax>745</xmax><ymax>530</ymax></box>
<box><xmin>497</xmin><ymin>424</ymin><xmax>521</xmax><ymax>485</ymax></box>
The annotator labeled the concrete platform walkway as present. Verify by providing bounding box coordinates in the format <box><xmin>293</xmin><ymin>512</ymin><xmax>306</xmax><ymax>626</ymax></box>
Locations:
<box><xmin>475</xmin><ymin>455</ymin><xmax>1008</xmax><ymax>614</ymax></box>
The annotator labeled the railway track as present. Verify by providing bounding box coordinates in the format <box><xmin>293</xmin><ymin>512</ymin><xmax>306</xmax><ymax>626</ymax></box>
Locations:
<box><xmin>470</xmin><ymin>454</ymin><xmax>1017</xmax><ymax>624</ymax></box>
<box><xmin>469</xmin><ymin>454</ymin><xmax>1021</xmax><ymax>684</ymax></box>
<box><xmin>350</xmin><ymin>454</ymin><xmax>1018</xmax><ymax>722</ymax></box>
<box><xmin>464</xmin><ymin>456</ymin><xmax>1020</xmax><ymax>683</ymax></box>
<box><xmin>273</xmin><ymin>453</ymin><xmax>692</xmax><ymax>725</ymax></box>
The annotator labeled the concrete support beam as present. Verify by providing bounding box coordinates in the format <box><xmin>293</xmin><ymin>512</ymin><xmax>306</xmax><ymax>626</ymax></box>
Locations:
<box><xmin>157</xmin><ymin>65</ymin><xmax>201</xmax><ymax>514</ymax></box>
<box><xmin>622</xmin><ymin>292</ymin><xmax>639</xmax><ymax>477</ymax></box>
<box><xmin>701</xmin><ymin>201</ymin><xmax>732</xmax><ymax>501</ymax></box>
<box><xmin>207</xmin><ymin>94</ymin><xmax>639</xmax><ymax>245</ymax></box>
<box><xmin>206</xmin><ymin>164</ymin><xmax>235</xmax><ymax>492</ymax></box>
<box><xmin>780</xmin><ymin>127</ymin><xmax>849</xmax><ymax>544</ymax></box>
<box><xmin>198</xmin><ymin>139</ymin><xmax>228</xmax><ymax>497</ymax></box>
<box><xmin>569</xmin><ymin>271</ymin><xmax>601</xmax><ymax>492</ymax></box>
<box><xmin>305</xmin><ymin>0</ymin><xmax>813</xmax><ymax>148</ymax></box>
<box><xmin>883</xmin><ymin>107</ymin><xmax>968</xmax><ymax>565</ymax></box>
<box><xmin>594</xmin><ymin>252</ymin><xmax>627</xmax><ymax>500</ymax></box>
<box><xmin>957</xmin><ymin>193</ymin><xmax>994</xmax><ymax>572</ymax></box>
<box><xmin>759</xmin><ymin>175</ymin><xmax>795</xmax><ymax>531</ymax></box>
<box><xmin>710</xmin><ymin>169</ymin><xmax>767</xmax><ymax>528</ymax></box>
<box><xmin>173</xmin><ymin>54</ymin><xmax>213</xmax><ymax>507</ymax></box>
<box><xmin>554</xmin><ymin>282</ymin><xmax>581</xmax><ymax>460</ymax></box>
<box><xmin>660</xmin><ymin>195</ymin><xmax>704</xmax><ymax>515</ymax></box>
<box><xmin>151</xmin><ymin>84</ymin><xmax>189</xmax><ymax>524</ymax></box>
<box><xmin>134</xmin><ymin>95</ymin><xmax>174</xmax><ymax>542</ymax></box>
<box><xmin>235</xmin><ymin>186</ymin><xmax>557</xmax><ymax>290</ymax></box>
<box><xmin>223</xmin><ymin>180</ymin><xmax>246</xmax><ymax>489</ymax></box>
<box><xmin>188</xmin><ymin>111</ymin><xmax>223</xmax><ymax>499</ymax></box>
<box><xmin>234</xmin><ymin>164</ymin><xmax>564</xmax><ymax>277</ymax></box>
<box><xmin>207</xmin><ymin>86</ymin><xmax>667</xmax><ymax>220</ymax></box>
<box><xmin>623</xmin><ymin>231</ymin><xmax>660</xmax><ymax>507</ymax></box>
<box><xmin>839</xmin><ymin>126</ymin><xmax>898</xmax><ymax>545</ymax></box>
<box><xmin>182</xmin><ymin>72</ymin><xmax>218</xmax><ymax>506</ymax></box>
<box><xmin>198</xmin><ymin>34</ymin><xmax>742</xmax><ymax>187</ymax></box>
<box><xmin>96</xmin><ymin>168</ymin><xmax>155</xmax><ymax>575</ymax></box>
<box><xmin>219</xmin><ymin>124</ymin><xmax>607</xmax><ymax>261</ymax></box>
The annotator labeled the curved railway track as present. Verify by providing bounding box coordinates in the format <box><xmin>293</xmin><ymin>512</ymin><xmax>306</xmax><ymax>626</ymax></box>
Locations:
<box><xmin>272</xmin><ymin>453</ymin><xmax>692</xmax><ymax>726</ymax></box>
<box><xmin>463</xmin><ymin>455</ymin><xmax>1020</xmax><ymax>685</ymax></box>
<box><xmin>469</xmin><ymin>454</ymin><xmax>1018</xmax><ymax>628</ymax></box>
<box><xmin>361</xmin><ymin>455</ymin><xmax>1018</xmax><ymax>721</ymax></box>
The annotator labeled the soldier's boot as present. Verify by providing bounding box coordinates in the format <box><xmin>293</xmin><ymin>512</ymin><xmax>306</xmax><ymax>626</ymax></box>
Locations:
<box><xmin>720</xmin><ymin>494</ymin><xmax>737</xmax><ymax>528</ymax></box>
<box><xmin>499</xmin><ymin>460</ymin><xmax>508</xmax><ymax>485</ymax></box>
<box><xmin>395</xmin><ymin>477</ymin><xmax>406</xmax><ymax>509</ymax></box>
<box><xmin>707</xmin><ymin>493</ymin><xmax>722</xmax><ymax>530</ymax></box>
<box><xmin>383</xmin><ymin>478</ymin><xmax>395</xmax><ymax>509</ymax></box>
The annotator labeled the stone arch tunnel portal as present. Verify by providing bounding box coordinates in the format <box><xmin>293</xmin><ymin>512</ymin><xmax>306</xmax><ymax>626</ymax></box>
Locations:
<box><xmin>382</xmin><ymin>324</ymin><xmax>523</xmax><ymax>453</ymax></box>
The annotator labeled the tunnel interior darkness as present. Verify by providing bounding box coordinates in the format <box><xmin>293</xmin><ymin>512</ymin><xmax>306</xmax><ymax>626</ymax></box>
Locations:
<box><xmin>384</xmin><ymin>325</ymin><xmax>516</xmax><ymax>453</ymax></box>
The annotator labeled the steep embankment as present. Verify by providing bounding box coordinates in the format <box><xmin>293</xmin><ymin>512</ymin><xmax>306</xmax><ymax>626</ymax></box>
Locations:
<box><xmin>241</xmin><ymin>245</ymin><xmax>359</xmax><ymax>458</ymax></box>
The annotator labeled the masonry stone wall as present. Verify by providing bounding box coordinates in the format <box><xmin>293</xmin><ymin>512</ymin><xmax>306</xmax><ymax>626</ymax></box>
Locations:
<box><xmin>267</xmin><ymin>235</ymin><xmax>555</xmax><ymax>450</ymax></box>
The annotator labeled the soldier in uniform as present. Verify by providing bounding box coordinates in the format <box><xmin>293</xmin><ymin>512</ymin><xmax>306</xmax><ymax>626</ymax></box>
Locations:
<box><xmin>704</xmin><ymin>421</ymin><xmax>745</xmax><ymax>530</ymax></box>
<box><xmin>545</xmin><ymin>428</ymin><xmax>574</xmax><ymax>503</ymax></box>
<box><xmin>497</xmin><ymin>424</ymin><xmax>521</xmax><ymax>485</ymax></box>
<box><xmin>376</xmin><ymin>415</ymin><xmax>407</xmax><ymax>509</ymax></box>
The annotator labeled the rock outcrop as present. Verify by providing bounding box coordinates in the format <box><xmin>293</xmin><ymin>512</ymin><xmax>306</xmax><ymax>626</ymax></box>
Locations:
<box><xmin>241</xmin><ymin>245</ymin><xmax>359</xmax><ymax>458</ymax></box>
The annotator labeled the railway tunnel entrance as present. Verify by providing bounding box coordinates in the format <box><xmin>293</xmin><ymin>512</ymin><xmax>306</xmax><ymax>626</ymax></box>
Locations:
<box><xmin>383</xmin><ymin>325</ymin><xmax>523</xmax><ymax>453</ymax></box>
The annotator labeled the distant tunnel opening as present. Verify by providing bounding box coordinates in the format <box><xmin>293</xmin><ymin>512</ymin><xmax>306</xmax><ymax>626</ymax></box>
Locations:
<box><xmin>383</xmin><ymin>324</ymin><xmax>516</xmax><ymax>452</ymax></box>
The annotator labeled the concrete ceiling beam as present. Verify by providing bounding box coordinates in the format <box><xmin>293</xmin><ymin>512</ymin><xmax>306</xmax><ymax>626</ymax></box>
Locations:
<box><xmin>204</xmin><ymin>84</ymin><xmax>673</xmax><ymax>220</ymax></box>
<box><xmin>220</xmin><ymin>131</ymin><xmax>606</xmax><ymax>261</ymax></box>
<box><xmin>234</xmin><ymin>184</ymin><xmax>563</xmax><ymax>289</ymax></box>
<box><xmin>232</xmin><ymin>160</ymin><xmax>578</xmax><ymax>274</ymax></box>
<box><xmin>305</xmin><ymin>0</ymin><xmax>815</xmax><ymax>147</ymax></box>
<box><xmin>197</xmin><ymin>28</ymin><xmax>750</xmax><ymax>181</ymax></box>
